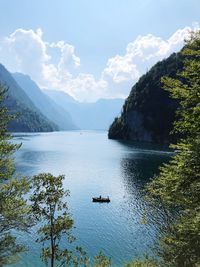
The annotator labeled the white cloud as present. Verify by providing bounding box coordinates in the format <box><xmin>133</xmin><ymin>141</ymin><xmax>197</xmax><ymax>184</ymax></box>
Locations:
<box><xmin>50</xmin><ymin>41</ymin><xmax>80</xmax><ymax>71</ymax></box>
<box><xmin>3</xmin><ymin>28</ymin><xmax>50</xmax><ymax>82</ymax></box>
<box><xmin>108</xmin><ymin>26</ymin><xmax>193</xmax><ymax>78</ymax></box>
<box><xmin>0</xmin><ymin>25</ymin><xmax>198</xmax><ymax>102</ymax></box>
<box><xmin>0</xmin><ymin>28</ymin><xmax>85</xmax><ymax>99</ymax></box>
<box><xmin>103</xmin><ymin>55</ymin><xmax>140</xmax><ymax>83</ymax></box>
<box><xmin>64</xmin><ymin>73</ymin><xmax>107</xmax><ymax>102</ymax></box>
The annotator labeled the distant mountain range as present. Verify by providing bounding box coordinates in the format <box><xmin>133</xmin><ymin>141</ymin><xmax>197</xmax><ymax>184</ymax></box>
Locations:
<box><xmin>44</xmin><ymin>90</ymin><xmax>124</xmax><ymax>130</ymax></box>
<box><xmin>0</xmin><ymin>63</ymin><xmax>124</xmax><ymax>132</ymax></box>
<box><xmin>108</xmin><ymin>51</ymin><xmax>184</xmax><ymax>143</ymax></box>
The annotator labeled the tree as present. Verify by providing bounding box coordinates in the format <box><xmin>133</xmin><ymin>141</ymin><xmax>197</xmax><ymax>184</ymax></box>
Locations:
<box><xmin>92</xmin><ymin>252</ymin><xmax>111</xmax><ymax>267</ymax></box>
<box><xmin>0</xmin><ymin>84</ymin><xmax>33</xmax><ymax>266</ymax></box>
<box><xmin>30</xmin><ymin>173</ymin><xmax>75</xmax><ymax>267</ymax></box>
<box><xmin>146</xmin><ymin>31</ymin><xmax>200</xmax><ymax>266</ymax></box>
<box><xmin>124</xmin><ymin>257</ymin><xmax>158</xmax><ymax>267</ymax></box>
<box><xmin>0</xmin><ymin>85</ymin><xmax>19</xmax><ymax>180</ymax></box>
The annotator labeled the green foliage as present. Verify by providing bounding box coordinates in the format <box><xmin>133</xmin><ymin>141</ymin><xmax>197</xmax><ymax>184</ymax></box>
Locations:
<box><xmin>108</xmin><ymin>117</ymin><xmax>130</xmax><ymax>140</ymax></box>
<box><xmin>0</xmin><ymin>63</ymin><xmax>57</xmax><ymax>132</ymax></box>
<box><xmin>30</xmin><ymin>174</ymin><xmax>112</xmax><ymax>267</ymax></box>
<box><xmin>30</xmin><ymin>173</ymin><xmax>74</xmax><ymax>267</ymax></box>
<box><xmin>124</xmin><ymin>257</ymin><xmax>158</xmax><ymax>267</ymax></box>
<box><xmin>7</xmin><ymin>96</ymin><xmax>57</xmax><ymax>132</ymax></box>
<box><xmin>146</xmin><ymin>31</ymin><xmax>200</xmax><ymax>266</ymax></box>
<box><xmin>0</xmin><ymin>234</ymin><xmax>26</xmax><ymax>266</ymax></box>
<box><xmin>109</xmin><ymin>50</ymin><xmax>184</xmax><ymax>143</ymax></box>
<box><xmin>93</xmin><ymin>252</ymin><xmax>111</xmax><ymax>267</ymax></box>
<box><xmin>0</xmin><ymin>84</ymin><xmax>33</xmax><ymax>265</ymax></box>
<box><xmin>0</xmin><ymin>86</ymin><xmax>20</xmax><ymax>180</ymax></box>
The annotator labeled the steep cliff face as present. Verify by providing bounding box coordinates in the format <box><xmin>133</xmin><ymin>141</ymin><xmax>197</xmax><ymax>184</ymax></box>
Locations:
<box><xmin>108</xmin><ymin>52</ymin><xmax>184</xmax><ymax>143</ymax></box>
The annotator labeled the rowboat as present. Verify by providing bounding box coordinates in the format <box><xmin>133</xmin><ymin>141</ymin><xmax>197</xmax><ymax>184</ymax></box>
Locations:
<box><xmin>92</xmin><ymin>196</ymin><xmax>110</xmax><ymax>203</ymax></box>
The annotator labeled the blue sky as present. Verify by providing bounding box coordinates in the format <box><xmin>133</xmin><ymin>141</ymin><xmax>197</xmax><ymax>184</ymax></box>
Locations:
<box><xmin>0</xmin><ymin>0</ymin><xmax>199</xmax><ymax>101</ymax></box>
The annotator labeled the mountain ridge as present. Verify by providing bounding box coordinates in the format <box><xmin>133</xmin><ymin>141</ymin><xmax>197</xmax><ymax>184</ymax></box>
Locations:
<box><xmin>0</xmin><ymin>64</ymin><xmax>57</xmax><ymax>132</ymax></box>
<box><xmin>108</xmin><ymin>51</ymin><xmax>184</xmax><ymax>143</ymax></box>
<box><xmin>13</xmin><ymin>73</ymin><xmax>77</xmax><ymax>130</ymax></box>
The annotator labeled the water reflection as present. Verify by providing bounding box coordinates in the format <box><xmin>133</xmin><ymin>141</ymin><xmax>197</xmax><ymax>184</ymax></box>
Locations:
<box><xmin>121</xmin><ymin>153</ymin><xmax>170</xmax><ymax>190</ymax></box>
<box><xmin>119</xmin><ymin>144</ymin><xmax>172</xmax><ymax>251</ymax></box>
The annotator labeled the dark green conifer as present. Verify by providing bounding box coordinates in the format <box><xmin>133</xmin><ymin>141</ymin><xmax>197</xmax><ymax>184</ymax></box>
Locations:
<box><xmin>146</xmin><ymin>31</ymin><xmax>200</xmax><ymax>267</ymax></box>
<box><xmin>0</xmin><ymin>84</ymin><xmax>33</xmax><ymax>266</ymax></box>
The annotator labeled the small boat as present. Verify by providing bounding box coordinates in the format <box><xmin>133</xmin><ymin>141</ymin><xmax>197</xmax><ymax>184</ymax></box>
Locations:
<box><xmin>92</xmin><ymin>196</ymin><xmax>110</xmax><ymax>203</ymax></box>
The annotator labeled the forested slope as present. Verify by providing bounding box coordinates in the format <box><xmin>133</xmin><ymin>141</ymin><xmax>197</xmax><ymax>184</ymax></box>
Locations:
<box><xmin>108</xmin><ymin>52</ymin><xmax>184</xmax><ymax>143</ymax></box>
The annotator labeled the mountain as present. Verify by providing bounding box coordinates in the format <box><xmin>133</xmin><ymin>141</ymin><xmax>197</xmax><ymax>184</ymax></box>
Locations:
<box><xmin>108</xmin><ymin>52</ymin><xmax>184</xmax><ymax>143</ymax></box>
<box><xmin>44</xmin><ymin>90</ymin><xmax>124</xmax><ymax>130</ymax></box>
<box><xmin>13</xmin><ymin>73</ymin><xmax>77</xmax><ymax>130</ymax></box>
<box><xmin>44</xmin><ymin>90</ymin><xmax>76</xmax><ymax>105</ymax></box>
<box><xmin>0</xmin><ymin>64</ymin><xmax>57</xmax><ymax>132</ymax></box>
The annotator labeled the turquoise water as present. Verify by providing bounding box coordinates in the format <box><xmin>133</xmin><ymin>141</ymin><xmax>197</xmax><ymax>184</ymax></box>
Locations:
<box><xmin>13</xmin><ymin>131</ymin><xmax>172</xmax><ymax>266</ymax></box>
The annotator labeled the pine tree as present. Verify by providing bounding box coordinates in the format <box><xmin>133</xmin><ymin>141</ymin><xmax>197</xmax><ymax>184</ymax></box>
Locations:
<box><xmin>146</xmin><ymin>31</ymin><xmax>200</xmax><ymax>266</ymax></box>
<box><xmin>0</xmin><ymin>84</ymin><xmax>33</xmax><ymax>266</ymax></box>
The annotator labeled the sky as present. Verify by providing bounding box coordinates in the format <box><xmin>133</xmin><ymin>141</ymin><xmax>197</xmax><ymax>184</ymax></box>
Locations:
<box><xmin>0</xmin><ymin>0</ymin><xmax>199</xmax><ymax>102</ymax></box>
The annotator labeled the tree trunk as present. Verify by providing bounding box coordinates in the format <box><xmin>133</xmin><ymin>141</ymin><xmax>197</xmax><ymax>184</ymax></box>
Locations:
<box><xmin>50</xmin><ymin>214</ymin><xmax>54</xmax><ymax>267</ymax></box>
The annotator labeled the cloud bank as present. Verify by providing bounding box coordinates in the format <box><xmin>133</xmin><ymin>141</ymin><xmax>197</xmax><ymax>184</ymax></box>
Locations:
<box><xmin>0</xmin><ymin>25</ymin><xmax>198</xmax><ymax>102</ymax></box>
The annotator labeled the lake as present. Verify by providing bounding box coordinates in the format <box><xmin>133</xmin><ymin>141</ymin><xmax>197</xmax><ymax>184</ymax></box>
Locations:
<box><xmin>12</xmin><ymin>131</ymin><xmax>172</xmax><ymax>266</ymax></box>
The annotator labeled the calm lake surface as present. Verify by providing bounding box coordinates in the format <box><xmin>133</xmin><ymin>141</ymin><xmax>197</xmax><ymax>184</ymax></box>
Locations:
<box><xmin>13</xmin><ymin>131</ymin><xmax>172</xmax><ymax>267</ymax></box>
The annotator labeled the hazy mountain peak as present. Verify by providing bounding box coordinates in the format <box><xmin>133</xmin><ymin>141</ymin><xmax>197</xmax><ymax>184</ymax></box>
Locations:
<box><xmin>12</xmin><ymin>72</ymin><xmax>77</xmax><ymax>130</ymax></box>
<box><xmin>43</xmin><ymin>89</ymin><xmax>77</xmax><ymax>103</ymax></box>
<box><xmin>44</xmin><ymin>89</ymin><xmax>124</xmax><ymax>130</ymax></box>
